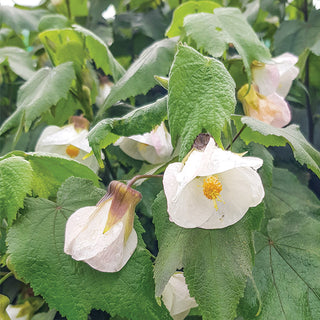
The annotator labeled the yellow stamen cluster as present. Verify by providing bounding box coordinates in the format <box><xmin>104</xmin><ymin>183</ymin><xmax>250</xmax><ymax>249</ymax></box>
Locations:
<box><xmin>66</xmin><ymin>145</ymin><xmax>80</xmax><ymax>158</ymax></box>
<box><xmin>202</xmin><ymin>175</ymin><xmax>223</xmax><ymax>210</ymax></box>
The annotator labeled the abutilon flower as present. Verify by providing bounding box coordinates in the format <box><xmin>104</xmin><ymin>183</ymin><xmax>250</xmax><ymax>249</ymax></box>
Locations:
<box><xmin>114</xmin><ymin>122</ymin><xmax>173</xmax><ymax>164</ymax></box>
<box><xmin>162</xmin><ymin>273</ymin><xmax>198</xmax><ymax>320</ymax></box>
<box><xmin>35</xmin><ymin>116</ymin><xmax>100</xmax><ymax>173</ymax></box>
<box><xmin>163</xmin><ymin>138</ymin><xmax>264</xmax><ymax>229</ymax></box>
<box><xmin>64</xmin><ymin>181</ymin><xmax>142</xmax><ymax>272</ymax></box>
<box><xmin>237</xmin><ymin>84</ymin><xmax>291</xmax><ymax>128</ymax></box>
<box><xmin>238</xmin><ymin>53</ymin><xmax>299</xmax><ymax>128</ymax></box>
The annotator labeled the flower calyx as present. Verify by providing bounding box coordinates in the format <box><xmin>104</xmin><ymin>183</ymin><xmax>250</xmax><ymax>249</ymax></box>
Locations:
<box><xmin>101</xmin><ymin>181</ymin><xmax>142</xmax><ymax>242</ymax></box>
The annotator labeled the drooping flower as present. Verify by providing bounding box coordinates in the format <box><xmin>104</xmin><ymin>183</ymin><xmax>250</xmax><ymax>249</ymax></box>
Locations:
<box><xmin>238</xmin><ymin>53</ymin><xmax>299</xmax><ymax>128</ymax></box>
<box><xmin>114</xmin><ymin>122</ymin><xmax>173</xmax><ymax>164</ymax></box>
<box><xmin>252</xmin><ymin>53</ymin><xmax>299</xmax><ymax>98</ymax></box>
<box><xmin>35</xmin><ymin>116</ymin><xmax>100</xmax><ymax>173</ymax></box>
<box><xmin>162</xmin><ymin>273</ymin><xmax>198</xmax><ymax>320</ymax></box>
<box><xmin>237</xmin><ymin>84</ymin><xmax>291</xmax><ymax>128</ymax></box>
<box><xmin>64</xmin><ymin>181</ymin><xmax>142</xmax><ymax>272</ymax></box>
<box><xmin>163</xmin><ymin>137</ymin><xmax>264</xmax><ymax>229</ymax></box>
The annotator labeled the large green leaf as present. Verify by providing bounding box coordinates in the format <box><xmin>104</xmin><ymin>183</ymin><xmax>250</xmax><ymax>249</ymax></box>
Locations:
<box><xmin>183</xmin><ymin>8</ymin><xmax>271</xmax><ymax>80</ymax></box>
<box><xmin>0</xmin><ymin>62</ymin><xmax>75</xmax><ymax>137</ymax></box>
<box><xmin>153</xmin><ymin>191</ymin><xmax>264</xmax><ymax>320</ymax></box>
<box><xmin>166</xmin><ymin>1</ymin><xmax>221</xmax><ymax>37</ymax></box>
<box><xmin>99</xmin><ymin>38</ymin><xmax>178</xmax><ymax>114</ymax></box>
<box><xmin>238</xmin><ymin>210</ymin><xmax>320</xmax><ymax>319</ymax></box>
<box><xmin>7</xmin><ymin>177</ymin><xmax>171</xmax><ymax>320</ymax></box>
<box><xmin>264</xmin><ymin>168</ymin><xmax>320</xmax><ymax>219</ymax></box>
<box><xmin>39</xmin><ymin>26</ymin><xmax>125</xmax><ymax>81</ymax></box>
<box><xmin>0</xmin><ymin>47</ymin><xmax>35</xmax><ymax>80</ymax></box>
<box><xmin>168</xmin><ymin>44</ymin><xmax>236</xmax><ymax>158</ymax></box>
<box><xmin>89</xmin><ymin>96</ymin><xmax>168</xmax><ymax>166</ymax></box>
<box><xmin>274</xmin><ymin>10</ymin><xmax>320</xmax><ymax>56</ymax></box>
<box><xmin>2</xmin><ymin>151</ymin><xmax>99</xmax><ymax>198</ymax></box>
<box><xmin>0</xmin><ymin>156</ymin><xmax>32</xmax><ymax>224</ymax></box>
<box><xmin>0</xmin><ymin>6</ymin><xmax>47</xmax><ymax>33</ymax></box>
<box><xmin>232</xmin><ymin>116</ymin><xmax>320</xmax><ymax>178</ymax></box>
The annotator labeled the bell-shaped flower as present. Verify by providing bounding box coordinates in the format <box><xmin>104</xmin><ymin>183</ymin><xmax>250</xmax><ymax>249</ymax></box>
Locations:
<box><xmin>238</xmin><ymin>53</ymin><xmax>299</xmax><ymax>128</ymax></box>
<box><xmin>114</xmin><ymin>122</ymin><xmax>173</xmax><ymax>164</ymax></box>
<box><xmin>162</xmin><ymin>272</ymin><xmax>198</xmax><ymax>320</ymax></box>
<box><xmin>163</xmin><ymin>137</ymin><xmax>264</xmax><ymax>229</ymax></box>
<box><xmin>237</xmin><ymin>84</ymin><xmax>291</xmax><ymax>128</ymax></box>
<box><xmin>252</xmin><ymin>53</ymin><xmax>299</xmax><ymax>98</ymax></box>
<box><xmin>64</xmin><ymin>181</ymin><xmax>142</xmax><ymax>272</ymax></box>
<box><xmin>35</xmin><ymin>116</ymin><xmax>100</xmax><ymax>173</ymax></box>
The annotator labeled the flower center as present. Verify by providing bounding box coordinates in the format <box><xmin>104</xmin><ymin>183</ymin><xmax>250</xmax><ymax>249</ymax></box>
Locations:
<box><xmin>66</xmin><ymin>145</ymin><xmax>80</xmax><ymax>158</ymax></box>
<box><xmin>202</xmin><ymin>175</ymin><xmax>223</xmax><ymax>210</ymax></box>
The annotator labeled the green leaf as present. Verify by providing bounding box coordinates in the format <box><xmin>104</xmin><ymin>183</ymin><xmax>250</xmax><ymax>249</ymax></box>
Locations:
<box><xmin>38</xmin><ymin>14</ymin><xmax>71</xmax><ymax>32</ymax></box>
<box><xmin>0</xmin><ymin>62</ymin><xmax>76</xmax><ymax>137</ymax></box>
<box><xmin>168</xmin><ymin>44</ymin><xmax>236</xmax><ymax>158</ymax></box>
<box><xmin>72</xmin><ymin>25</ymin><xmax>125</xmax><ymax>82</ymax></box>
<box><xmin>2</xmin><ymin>151</ymin><xmax>99</xmax><ymax>198</ymax></box>
<box><xmin>166</xmin><ymin>1</ymin><xmax>221</xmax><ymax>37</ymax></box>
<box><xmin>232</xmin><ymin>116</ymin><xmax>320</xmax><ymax>178</ymax></box>
<box><xmin>238</xmin><ymin>210</ymin><xmax>320</xmax><ymax>319</ymax></box>
<box><xmin>153</xmin><ymin>191</ymin><xmax>264</xmax><ymax>319</ymax></box>
<box><xmin>183</xmin><ymin>8</ymin><xmax>271</xmax><ymax>80</ymax></box>
<box><xmin>100</xmin><ymin>38</ymin><xmax>178</xmax><ymax>114</ymax></box>
<box><xmin>264</xmin><ymin>168</ymin><xmax>320</xmax><ymax>219</ymax></box>
<box><xmin>39</xmin><ymin>27</ymin><xmax>125</xmax><ymax>81</ymax></box>
<box><xmin>89</xmin><ymin>96</ymin><xmax>168</xmax><ymax>166</ymax></box>
<box><xmin>274</xmin><ymin>10</ymin><xmax>320</xmax><ymax>56</ymax></box>
<box><xmin>0</xmin><ymin>47</ymin><xmax>35</xmax><ymax>80</ymax></box>
<box><xmin>7</xmin><ymin>177</ymin><xmax>171</xmax><ymax>320</ymax></box>
<box><xmin>0</xmin><ymin>6</ymin><xmax>47</xmax><ymax>33</ymax></box>
<box><xmin>0</xmin><ymin>156</ymin><xmax>32</xmax><ymax>224</ymax></box>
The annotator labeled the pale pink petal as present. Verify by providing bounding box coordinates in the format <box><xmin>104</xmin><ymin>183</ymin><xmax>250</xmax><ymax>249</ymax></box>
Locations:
<box><xmin>162</xmin><ymin>273</ymin><xmax>197</xmax><ymax>320</ymax></box>
<box><xmin>252</xmin><ymin>64</ymin><xmax>279</xmax><ymax>96</ymax></box>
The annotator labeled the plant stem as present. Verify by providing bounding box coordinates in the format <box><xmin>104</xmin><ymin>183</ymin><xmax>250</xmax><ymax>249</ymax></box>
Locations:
<box><xmin>0</xmin><ymin>272</ymin><xmax>13</xmax><ymax>285</ymax></box>
<box><xmin>127</xmin><ymin>175</ymin><xmax>163</xmax><ymax>188</ymax></box>
<box><xmin>226</xmin><ymin>124</ymin><xmax>247</xmax><ymax>150</ymax></box>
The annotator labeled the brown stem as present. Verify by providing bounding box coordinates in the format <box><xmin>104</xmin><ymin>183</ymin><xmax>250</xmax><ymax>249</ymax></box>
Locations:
<box><xmin>226</xmin><ymin>124</ymin><xmax>247</xmax><ymax>150</ymax></box>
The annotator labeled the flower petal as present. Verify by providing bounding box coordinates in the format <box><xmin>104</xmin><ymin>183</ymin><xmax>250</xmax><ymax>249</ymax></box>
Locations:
<box><xmin>252</xmin><ymin>64</ymin><xmax>280</xmax><ymax>96</ymax></box>
<box><xmin>162</xmin><ymin>273</ymin><xmax>197</xmax><ymax>320</ymax></box>
<box><xmin>84</xmin><ymin>227</ymin><xmax>138</xmax><ymax>272</ymax></box>
<box><xmin>199</xmin><ymin>167</ymin><xmax>265</xmax><ymax>229</ymax></box>
<box><xmin>164</xmin><ymin>164</ymin><xmax>216</xmax><ymax>228</ymax></box>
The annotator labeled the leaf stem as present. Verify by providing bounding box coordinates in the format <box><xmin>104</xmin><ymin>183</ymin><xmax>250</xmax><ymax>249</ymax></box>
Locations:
<box><xmin>127</xmin><ymin>175</ymin><xmax>163</xmax><ymax>188</ymax></box>
<box><xmin>226</xmin><ymin>124</ymin><xmax>247</xmax><ymax>150</ymax></box>
<box><xmin>0</xmin><ymin>272</ymin><xmax>13</xmax><ymax>285</ymax></box>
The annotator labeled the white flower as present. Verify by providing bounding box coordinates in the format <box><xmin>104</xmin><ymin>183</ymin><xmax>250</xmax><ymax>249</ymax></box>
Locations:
<box><xmin>252</xmin><ymin>53</ymin><xmax>299</xmax><ymax>98</ymax></box>
<box><xmin>95</xmin><ymin>76</ymin><xmax>113</xmax><ymax>107</ymax></box>
<box><xmin>64</xmin><ymin>181</ymin><xmax>141</xmax><ymax>272</ymax></box>
<box><xmin>35</xmin><ymin>116</ymin><xmax>100</xmax><ymax>173</ymax></box>
<box><xmin>163</xmin><ymin>138</ymin><xmax>264</xmax><ymax>229</ymax></box>
<box><xmin>237</xmin><ymin>84</ymin><xmax>291</xmax><ymax>128</ymax></box>
<box><xmin>114</xmin><ymin>122</ymin><xmax>173</xmax><ymax>164</ymax></box>
<box><xmin>238</xmin><ymin>53</ymin><xmax>299</xmax><ymax>128</ymax></box>
<box><xmin>162</xmin><ymin>273</ymin><xmax>198</xmax><ymax>320</ymax></box>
